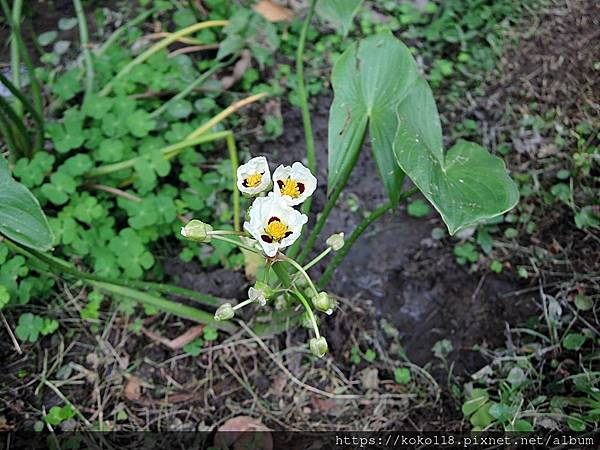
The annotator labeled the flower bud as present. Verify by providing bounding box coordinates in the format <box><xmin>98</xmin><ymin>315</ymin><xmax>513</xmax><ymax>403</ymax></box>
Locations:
<box><xmin>309</xmin><ymin>337</ymin><xmax>328</xmax><ymax>358</ymax></box>
<box><xmin>249</xmin><ymin>281</ymin><xmax>274</xmax><ymax>306</ymax></box>
<box><xmin>214</xmin><ymin>303</ymin><xmax>234</xmax><ymax>321</ymax></box>
<box><xmin>181</xmin><ymin>220</ymin><xmax>213</xmax><ymax>243</ymax></box>
<box><xmin>312</xmin><ymin>291</ymin><xmax>335</xmax><ymax>315</ymax></box>
<box><xmin>326</xmin><ymin>232</ymin><xmax>345</xmax><ymax>251</ymax></box>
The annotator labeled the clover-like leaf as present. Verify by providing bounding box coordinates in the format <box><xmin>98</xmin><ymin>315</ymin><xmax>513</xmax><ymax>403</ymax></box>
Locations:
<box><xmin>13</xmin><ymin>153</ymin><xmax>55</xmax><ymax>188</ymax></box>
<box><xmin>47</xmin><ymin>108</ymin><xmax>85</xmax><ymax>153</ymax></box>
<box><xmin>41</xmin><ymin>172</ymin><xmax>77</xmax><ymax>205</ymax></box>
<box><xmin>97</xmin><ymin>139</ymin><xmax>125</xmax><ymax>162</ymax></box>
<box><xmin>61</xmin><ymin>154</ymin><xmax>93</xmax><ymax>177</ymax></box>
<box><xmin>0</xmin><ymin>157</ymin><xmax>54</xmax><ymax>251</ymax></box>
<box><xmin>15</xmin><ymin>313</ymin><xmax>57</xmax><ymax>342</ymax></box>
<box><xmin>52</xmin><ymin>69</ymin><xmax>81</xmax><ymax>101</ymax></box>
<box><xmin>82</xmin><ymin>94</ymin><xmax>113</xmax><ymax>119</ymax></box>
<box><xmin>126</xmin><ymin>110</ymin><xmax>156</xmax><ymax>138</ymax></box>
<box><xmin>0</xmin><ymin>285</ymin><xmax>10</xmax><ymax>310</ymax></box>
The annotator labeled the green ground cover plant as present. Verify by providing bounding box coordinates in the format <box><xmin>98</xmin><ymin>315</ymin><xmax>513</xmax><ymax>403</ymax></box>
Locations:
<box><xmin>0</xmin><ymin>0</ymin><xmax>596</xmax><ymax>434</ymax></box>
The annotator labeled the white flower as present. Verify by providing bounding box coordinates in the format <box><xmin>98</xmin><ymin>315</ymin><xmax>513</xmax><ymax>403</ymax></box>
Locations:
<box><xmin>273</xmin><ymin>162</ymin><xmax>317</xmax><ymax>206</ymax></box>
<box><xmin>244</xmin><ymin>194</ymin><xmax>308</xmax><ymax>257</ymax></box>
<box><xmin>237</xmin><ymin>156</ymin><xmax>271</xmax><ymax>196</ymax></box>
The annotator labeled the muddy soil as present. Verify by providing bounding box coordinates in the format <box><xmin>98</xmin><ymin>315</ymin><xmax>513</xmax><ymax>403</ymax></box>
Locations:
<box><xmin>258</xmin><ymin>96</ymin><xmax>529</xmax><ymax>369</ymax></box>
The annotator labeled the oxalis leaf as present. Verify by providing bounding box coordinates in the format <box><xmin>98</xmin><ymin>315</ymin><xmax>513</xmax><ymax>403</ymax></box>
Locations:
<box><xmin>328</xmin><ymin>31</ymin><xmax>518</xmax><ymax>232</ymax></box>
<box><xmin>0</xmin><ymin>157</ymin><xmax>54</xmax><ymax>251</ymax></box>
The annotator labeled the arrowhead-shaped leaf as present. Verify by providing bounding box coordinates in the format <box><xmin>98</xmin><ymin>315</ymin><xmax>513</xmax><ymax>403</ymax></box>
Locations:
<box><xmin>393</xmin><ymin>77</ymin><xmax>519</xmax><ymax>234</ymax></box>
<box><xmin>328</xmin><ymin>31</ymin><xmax>518</xmax><ymax>232</ymax></box>
<box><xmin>0</xmin><ymin>157</ymin><xmax>54</xmax><ymax>251</ymax></box>
<box><xmin>316</xmin><ymin>0</ymin><xmax>363</xmax><ymax>36</ymax></box>
<box><xmin>328</xmin><ymin>31</ymin><xmax>417</xmax><ymax>204</ymax></box>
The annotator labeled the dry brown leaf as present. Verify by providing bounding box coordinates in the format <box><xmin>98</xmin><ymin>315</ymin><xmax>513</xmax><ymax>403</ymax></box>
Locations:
<box><xmin>168</xmin><ymin>325</ymin><xmax>205</xmax><ymax>349</ymax></box>
<box><xmin>141</xmin><ymin>324</ymin><xmax>204</xmax><ymax>350</ymax></box>
<box><xmin>360</xmin><ymin>367</ymin><xmax>379</xmax><ymax>390</ymax></box>
<box><xmin>221</xmin><ymin>50</ymin><xmax>252</xmax><ymax>90</ymax></box>
<box><xmin>214</xmin><ymin>416</ymin><xmax>272</xmax><ymax>450</ymax></box>
<box><xmin>124</xmin><ymin>376</ymin><xmax>142</xmax><ymax>402</ymax></box>
<box><xmin>311</xmin><ymin>395</ymin><xmax>338</xmax><ymax>412</ymax></box>
<box><xmin>252</xmin><ymin>0</ymin><xmax>294</xmax><ymax>22</ymax></box>
<box><xmin>0</xmin><ymin>415</ymin><xmax>14</xmax><ymax>431</ymax></box>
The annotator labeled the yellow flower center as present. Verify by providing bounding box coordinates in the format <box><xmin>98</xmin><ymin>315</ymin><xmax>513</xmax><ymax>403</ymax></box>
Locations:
<box><xmin>244</xmin><ymin>173</ymin><xmax>263</xmax><ymax>188</ymax></box>
<box><xmin>280</xmin><ymin>179</ymin><xmax>300</xmax><ymax>197</ymax></box>
<box><xmin>265</xmin><ymin>218</ymin><xmax>289</xmax><ymax>242</ymax></box>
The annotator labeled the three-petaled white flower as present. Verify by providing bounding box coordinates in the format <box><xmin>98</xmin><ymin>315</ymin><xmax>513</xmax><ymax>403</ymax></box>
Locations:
<box><xmin>273</xmin><ymin>162</ymin><xmax>317</xmax><ymax>206</ymax></box>
<box><xmin>237</xmin><ymin>156</ymin><xmax>271</xmax><ymax>196</ymax></box>
<box><xmin>243</xmin><ymin>193</ymin><xmax>308</xmax><ymax>257</ymax></box>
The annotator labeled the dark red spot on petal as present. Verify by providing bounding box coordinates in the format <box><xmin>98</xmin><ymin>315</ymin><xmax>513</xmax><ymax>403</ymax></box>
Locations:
<box><xmin>268</xmin><ymin>216</ymin><xmax>280</xmax><ymax>224</ymax></box>
<box><xmin>297</xmin><ymin>182</ymin><xmax>305</xmax><ymax>194</ymax></box>
<box><xmin>261</xmin><ymin>235</ymin><xmax>273</xmax><ymax>243</ymax></box>
<box><xmin>242</xmin><ymin>179</ymin><xmax>249</xmax><ymax>187</ymax></box>
<box><xmin>284</xmin><ymin>231</ymin><xmax>293</xmax><ymax>238</ymax></box>
<box><xmin>277</xmin><ymin>180</ymin><xmax>284</xmax><ymax>189</ymax></box>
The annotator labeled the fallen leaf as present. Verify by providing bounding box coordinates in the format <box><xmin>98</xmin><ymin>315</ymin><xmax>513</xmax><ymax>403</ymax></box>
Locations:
<box><xmin>214</xmin><ymin>416</ymin><xmax>272</xmax><ymax>450</ymax></box>
<box><xmin>311</xmin><ymin>395</ymin><xmax>338</xmax><ymax>412</ymax></box>
<box><xmin>168</xmin><ymin>325</ymin><xmax>205</xmax><ymax>349</ymax></box>
<box><xmin>124</xmin><ymin>376</ymin><xmax>142</xmax><ymax>402</ymax></box>
<box><xmin>0</xmin><ymin>415</ymin><xmax>14</xmax><ymax>431</ymax></box>
<box><xmin>221</xmin><ymin>50</ymin><xmax>253</xmax><ymax>90</ymax></box>
<box><xmin>360</xmin><ymin>367</ymin><xmax>379</xmax><ymax>390</ymax></box>
<box><xmin>141</xmin><ymin>324</ymin><xmax>204</xmax><ymax>350</ymax></box>
<box><xmin>252</xmin><ymin>0</ymin><xmax>294</xmax><ymax>22</ymax></box>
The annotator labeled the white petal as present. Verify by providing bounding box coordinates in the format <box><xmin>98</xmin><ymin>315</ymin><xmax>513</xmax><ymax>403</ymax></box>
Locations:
<box><xmin>244</xmin><ymin>193</ymin><xmax>308</xmax><ymax>256</ymax></box>
<box><xmin>237</xmin><ymin>156</ymin><xmax>272</xmax><ymax>196</ymax></box>
<box><xmin>272</xmin><ymin>161</ymin><xmax>317</xmax><ymax>206</ymax></box>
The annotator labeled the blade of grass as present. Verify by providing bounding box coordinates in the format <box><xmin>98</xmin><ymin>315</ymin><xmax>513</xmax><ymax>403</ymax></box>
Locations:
<box><xmin>0</xmin><ymin>94</ymin><xmax>32</xmax><ymax>154</ymax></box>
<box><xmin>186</xmin><ymin>92</ymin><xmax>268</xmax><ymax>140</ymax></box>
<box><xmin>4</xmin><ymin>239</ymin><xmax>236</xmax><ymax>332</ymax></box>
<box><xmin>73</xmin><ymin>0</ymin><xmax>94</xmax><ymax>98</ymax></box>
<box><xmin>0</xmin><ymin>109</ymin><xmax>20</xmax><ymax>161</ymax></box>
<box><xmin>149</xmin><ymin>59</ymin><xmax>230</xmax><ymax>118</ymax></box>
<box><xmin>0</xmin><ymin>72</ymin><xmax>44</xmax><ymax>152</ymax></box>
<box><xmin>0</xmin><ymin>0</ymin><xmax>43</xmax><ymax>118</ymax></box>
<box><xmin>99</xmin><ymin>20</ymin><xmax>228</xmax><ymax>96</ymax></box>
<box><xmin>91</xmin><ymin>281</ymin><xmax>236</xmax><ymax>332</ymax></box>
<box><xmin>85</xmin><ymin>131</ymin><xmax>230</xmax><ymax>177</ymax></box>
<box><xmin>97</xmin><ymin>6</ymin><xmax>160</xmax><ymax>56</ymax></box>
<box><xmin>9</xmin><ymin>0</ymin><xmax>24</xmax><ymax>118</ymax></box>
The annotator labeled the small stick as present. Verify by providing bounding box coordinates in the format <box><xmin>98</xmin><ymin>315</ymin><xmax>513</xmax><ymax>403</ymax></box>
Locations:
<box><xmin>0</xmin><ymin>311</ymin><xmax>22</xmax><ymax>354</ymax></box>
<box><xmin>168</xmin><ymin>44</ymin><xmax>219</xmax><ymax>58</ymax></box>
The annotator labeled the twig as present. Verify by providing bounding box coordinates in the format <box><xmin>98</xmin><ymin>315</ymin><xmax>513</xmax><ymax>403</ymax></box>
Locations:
<box><xmin>87</xmin><ymin>183</ymin><xmax>141</xmax><ymax>202</ymax></box>
<box><xmin>168</xmin><ymin>44</ymin><xmax>219</xmax><ymax>58</ymax></box>
<box><xmin>0</xmin><ymin>311</ymin><xmax>22</xmax><ymax>354</ymax></box>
